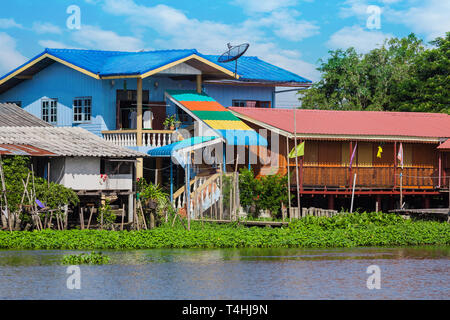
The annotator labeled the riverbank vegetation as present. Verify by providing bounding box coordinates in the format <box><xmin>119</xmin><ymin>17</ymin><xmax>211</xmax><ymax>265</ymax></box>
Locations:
<box><xmin>0</xmin><ymin>212</ymin><xmax>448</xmax><ymax>250</ymax></box>
<box><xmin>61</xmin><ymin>252</ymin><xmax>110</xmax><ymax>265</ymax></box>
<box><xmin>0</xmin><ymin>156</ymin><xmax>79</xmax><ymax>231</ymax></box>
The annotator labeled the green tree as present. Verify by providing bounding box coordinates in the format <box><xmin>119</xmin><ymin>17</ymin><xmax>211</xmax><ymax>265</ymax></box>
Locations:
<box><xmin>398</xmin><ymin>32</ymin><xmax>450</xmax><ymax>113</ymax></box>
<box><xmin>299</xmin><ymin>33</ymin><xmax>449</xmax><ymax>113</ymax></box>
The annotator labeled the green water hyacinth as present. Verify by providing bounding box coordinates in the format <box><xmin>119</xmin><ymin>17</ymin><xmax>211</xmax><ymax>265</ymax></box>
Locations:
<box><xmin>0</xmin><ymin>212</ymin><xmax>448</xmax><ymax>249</ymax></box>
<box><xmin>61</xmin><ymin>252</ymin><xmax>110</xmax><ymax>265</ymax></box>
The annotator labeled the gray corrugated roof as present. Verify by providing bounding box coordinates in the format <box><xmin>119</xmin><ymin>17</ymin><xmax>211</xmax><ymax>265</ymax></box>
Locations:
<box><xmin>0</xmin><ymin>126</ymin><xmax>146</xmax><ymax>158</ymax></box>
<box><xmin>0</xmin><ymin>103</ymin><xmax>52</xmax><ymax>127</ymax></box>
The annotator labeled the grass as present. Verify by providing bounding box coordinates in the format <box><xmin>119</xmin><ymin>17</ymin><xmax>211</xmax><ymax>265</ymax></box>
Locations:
<box><xmin>0</xmin><ymin>212</ymin><xmax>448</xmax><ymax>250</ymax></box>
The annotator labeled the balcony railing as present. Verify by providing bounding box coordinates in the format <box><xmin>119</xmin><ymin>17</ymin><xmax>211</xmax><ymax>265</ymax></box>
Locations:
<box><xmin>102</xmin><ymin>129</ymin><xmax>175</xmax><ymax>148</ymax></box>
<box><xmin>289</xmin><ymin>165</ymin><xmax>440</xmax><ymax>189</ymax></box>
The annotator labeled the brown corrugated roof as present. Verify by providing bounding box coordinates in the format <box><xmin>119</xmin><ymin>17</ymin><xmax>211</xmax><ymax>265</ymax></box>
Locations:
<box><xmin>0</xmin><ymin>144</ymin><xmax>55</xmax><ymax>156</ymax></box>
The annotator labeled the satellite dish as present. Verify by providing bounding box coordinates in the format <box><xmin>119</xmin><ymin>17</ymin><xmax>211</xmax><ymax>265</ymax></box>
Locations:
<box><xmin>217</xmin><ymin>43</ymin><xmax>250</xmax><ymax>78</ymax></box>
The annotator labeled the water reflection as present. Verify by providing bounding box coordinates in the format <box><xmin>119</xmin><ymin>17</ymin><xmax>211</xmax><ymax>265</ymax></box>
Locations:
<box><xmin>0</xmin><ymin>247</ymin><xmax>448</xmax><ymax>299</ymax></box>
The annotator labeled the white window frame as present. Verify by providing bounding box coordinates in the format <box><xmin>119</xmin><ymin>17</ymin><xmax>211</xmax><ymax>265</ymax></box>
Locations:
<box><xmin>73</xmin><ymin>97</ymin><xmax>92</xmax><ymax>123</ymax></box>
<box><xmin>41</xmin><ymin>98</ymin><xmax>58</xmax><ymax>124</ymax></box>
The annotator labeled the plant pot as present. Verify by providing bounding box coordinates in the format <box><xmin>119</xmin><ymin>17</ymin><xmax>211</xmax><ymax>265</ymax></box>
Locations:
<box><xmin>169</xmin><ymin>125</ymin><xmax>175</xmax><ymax>130</ymax></box>
<box><xmin>147</xmin><ymin>200</ymin><xmax>157</xmax><ymax>209</ymax></box>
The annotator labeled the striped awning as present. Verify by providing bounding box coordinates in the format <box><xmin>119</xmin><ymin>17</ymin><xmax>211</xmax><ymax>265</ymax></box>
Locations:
<box><xmin>165</xmin><ymin>90</ymin><xmax>267</xmax><ymax>147</ymax></box>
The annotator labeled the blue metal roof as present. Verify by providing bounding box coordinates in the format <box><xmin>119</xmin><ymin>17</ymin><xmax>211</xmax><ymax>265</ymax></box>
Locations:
<box><xmin>203</xmin><ymin>55</ymin><xmax>312</xmax><ymax>83</ymax></box>
<box><xmin>0</xmin><ymin>48</ymin><xmax>311</xmax><ymax>84</ymax></box>
<box><xmin>147</xmin><ymin>136</ymin><xmax>219</xmax><ymax>157</ymax></box>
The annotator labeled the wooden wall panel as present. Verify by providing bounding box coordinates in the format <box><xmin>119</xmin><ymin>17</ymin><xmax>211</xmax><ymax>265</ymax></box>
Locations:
<box><xmin>341</xmin><ymin>142</ymin><xmax>350</xmax><ymax>166</ymax></box>
<box><xmin>412</xmin><ymin>144</ymin><xmax>436</xmax><ymax>167</ymax></box>
<box><xmin>373</xmin><ymin>143</ymin><xmax>394</xmax><ymax>166</ymax></box>
<box><xmin>318</xmin><ymin>141</ymin><xmax>340</xmax><ymax>166</ymax></box>
<box><xmin>304</xmin><ymin>140</ymin><xmax>318</xmax><ymax>166</ymax></box>
<box><xmin>357</xmin><ymin>142</ymin><xmax>373</xmax><ymax>167</ymax></box>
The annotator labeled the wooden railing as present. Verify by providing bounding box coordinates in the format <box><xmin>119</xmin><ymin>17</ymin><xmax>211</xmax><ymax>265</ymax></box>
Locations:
<box><xmin>102</xmin><ymin>129</ymin><xmax>175</xmax><ymax>148</ymax></box>
<box><xmin>292</xmin><ymin>166</ymin><xmax>439</xmax><ymax>189</ymax></box>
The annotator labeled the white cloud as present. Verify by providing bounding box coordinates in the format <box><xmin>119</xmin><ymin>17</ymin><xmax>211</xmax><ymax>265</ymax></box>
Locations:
<box><xmin>32</xmin><ymin>22</ymin><xmax>62</xmax><ymax>35</ymax></box>
<box><xmin>99</xmin><ymin>0</ymin><xmax>318</xmax><ymax>81</ymax></box>
<box><xmin>385</xmin><ymin>0</ymin><xmax>450</xmax><ymax>40</ymax></box>
<box><xmin>327</xmin><ymin>25</ymin><xmax>393</xmax><ymax>53</ymax></box>
<box><xmin>247</xmin><ymin>10</ymin><xmax>319</xmax><ymax>42</ymax></box>
<box><xmin>232</xmin><ymin>0</ymin><xmax>298</xmax><ymax>13</ymax></box>
<box><xmin>38</xmin><ymin>40</ymin><xmax>75</xmax><ymax>49</ymax></box>
<box><xmin>71</xmin><ymin>25</ymin><xmax>144</xmax><ymax>51</ymax></box>
<box><xmin>0</xmin><ymin>18</ymin><xmax>23</xmax><ymax>29</ymax></box>
<box><xmin>339</xmin><ymin>0</ymin><xmax>371</xmax><ymax>19</ymax></box>
<box><xmin>250</xmin><ymin>42</ymin><xmax>320</xmax><ymax>82</ymax></box>
<box><xmin>0</xmin><ymin>32</ymin><xmax>27</xmax><ymax>76</ymax></box>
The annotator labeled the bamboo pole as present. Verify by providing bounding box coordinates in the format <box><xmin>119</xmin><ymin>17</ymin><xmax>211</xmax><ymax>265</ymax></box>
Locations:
<box><xmin>121</xmin><ymin>204</ymin><xmax>125</xmax><ymax>231</ymax></box>
<box><xmin>293</xmin><ymin>108</ymin><xmax>300</xmax><ymax>217</ymax></box>
<box><xmin>87</xmin><ymin>206</ymin><xmax>94</xmax><ymax>229</ymax></box>
<box><xmin>400</xmin><ymin>171</ymin><xmax>404</xmax><ymax>209</ymax></box>
<box><xmin>350</xmin><ymin>173</ymin><xmax>357</xmax><ymax>213</ymax></box>
<box><xmin>79</xmin><ymin>207</ymin><xmax>85</xmax><ymax>230</ymax></box>
<box><xmin>0</xmin><ymin>155</ymin><xmax>11</xmax><ymax>231</ymax></box>
<box><xmin>219</xmin><ymin>167</ymin><xmax>223</xmax><ymax>220</ymax></box>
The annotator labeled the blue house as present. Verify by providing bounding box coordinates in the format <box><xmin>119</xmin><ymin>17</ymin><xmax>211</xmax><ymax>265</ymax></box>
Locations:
<box><xmin>0</xmin><ymin>48</ymin><xmax>311</xmax><ymax>194</ymax></box>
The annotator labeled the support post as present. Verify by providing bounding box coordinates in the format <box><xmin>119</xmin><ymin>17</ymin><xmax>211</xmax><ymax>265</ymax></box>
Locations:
<box><xmin>128</xmin><ymin>193</ymin><xmax>134</xmax><ymax>223</ymax></box>
<box><xmin>136</xmin><ymin>77</ymin><xmax>143</xmax><ymax>179</ymax></box>
<box><xmin>186</xmin><ymin>161</ymin><xmax>191</xmax><ymax>231</ymax></box>
<box><xmin>286</xmin><ymin>136</ymin><xmax>291</xmax><ymax>220</ymax></box>
<box><xmin>196</xmin><ymin>74</ymin><xmax>202</xmax><ymax>94</ymax></box>
<box><xmin>328</xmin><ymin>195</ymin><xmax>334</xmax><ymax>210</ymax></box>
<box><xmin>394</xmin><ymin>142</ymin><xmax>397</xmax><ymax>188</ymax></box>
<box><xmin>170</xmin><ymin>163</ymin><xmax>174</xmax><ymax>203</ymax></box>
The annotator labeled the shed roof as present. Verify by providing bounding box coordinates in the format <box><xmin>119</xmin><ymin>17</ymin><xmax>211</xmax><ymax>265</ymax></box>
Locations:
<box><xmin>437</xmin><ymin>139</ymin><xmax>450</xmax><ymax>150</ymax></box>
<box><xmin>229</xmin><ymin>107</ymin><xmax>450</xmax><ymax>141</ymax></box>
<box><xmin>0</xmin><ymin>126</ymin><xmax>146</xmax><ymax>158</ymax></box>
<box><xmin>0</xmin><ymin>103</ymin><xmax>52</xmax><ymax>127</ymax></box>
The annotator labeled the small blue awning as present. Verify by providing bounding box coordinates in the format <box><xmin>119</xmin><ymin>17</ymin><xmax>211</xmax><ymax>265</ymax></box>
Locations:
<box><xmin>147</xmin><ymin>136</ymin><xmax>220</xmax><ymax>158</ymax></box>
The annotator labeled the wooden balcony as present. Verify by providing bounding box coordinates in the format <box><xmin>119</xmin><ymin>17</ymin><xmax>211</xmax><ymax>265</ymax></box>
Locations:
<box><xmin>102</xmin><ymin>129</ymin><xmax>175</xmax><ymax>148</ymax></box>
<box><xmin>290</xmin><ymin>165</ymin><xmax>440</xmax><ymax>189</ymax></box>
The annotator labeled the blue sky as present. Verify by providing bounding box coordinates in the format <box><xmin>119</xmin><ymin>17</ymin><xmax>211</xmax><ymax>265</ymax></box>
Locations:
<box><xmin>0</xmin><ymin>0</ymin><xmax>448</xmax><ymax>82</ymax></box>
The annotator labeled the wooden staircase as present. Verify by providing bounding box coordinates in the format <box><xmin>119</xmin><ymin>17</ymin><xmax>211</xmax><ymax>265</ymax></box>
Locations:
<box><xmin>172</xmin><ymin>173</ymin><xmax>222</xmax><ymax>219</ymax></box>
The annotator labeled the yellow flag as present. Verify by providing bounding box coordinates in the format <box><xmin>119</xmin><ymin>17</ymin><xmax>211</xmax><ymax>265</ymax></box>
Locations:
<box><xmin>377</xmin><ymin>146</ymin><xmax>383</xmax><ymax>158</ymax></box>
<box><xmin>289</xmin><ymin>141</ymin><xmax>305</xmax><ymax>158</ymax></box>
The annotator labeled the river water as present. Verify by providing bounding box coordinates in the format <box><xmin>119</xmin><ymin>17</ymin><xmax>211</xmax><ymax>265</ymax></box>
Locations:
<box><xmin>0</xmin><ymin>247</ymin><xmax>448</xmax><ymax>300</ymax></box>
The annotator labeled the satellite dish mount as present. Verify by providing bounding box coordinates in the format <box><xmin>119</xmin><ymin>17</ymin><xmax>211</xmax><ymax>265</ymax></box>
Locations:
<box><xmin>217</xmin><ymin>43</ymin><xmax>250</xmax><ymax>78</ymax></box>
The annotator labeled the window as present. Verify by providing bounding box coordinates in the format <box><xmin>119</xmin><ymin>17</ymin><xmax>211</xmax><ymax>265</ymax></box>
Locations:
<box><xmin>42</xmin><ymin>98</ymin><xmax>57</xmax><ymax>124</ymax></box>
<box><xmin>232</xmin><ymin>100</ymin><xmax>271</xmax><ymax>108</ymax></box>
<box><xmin>258</xmin><ymin>101</ymin><xmax>271</xmax><ymax>108</ymax></box>
<box><xmin>232</xmin><ymin>100</ymin><xmax>247</xmax><ymax>107</ymax></box>
<box><xmin>73</xmin><ymin>97</ymin><xmax>92</xmax><ymax>123</ymax></box>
